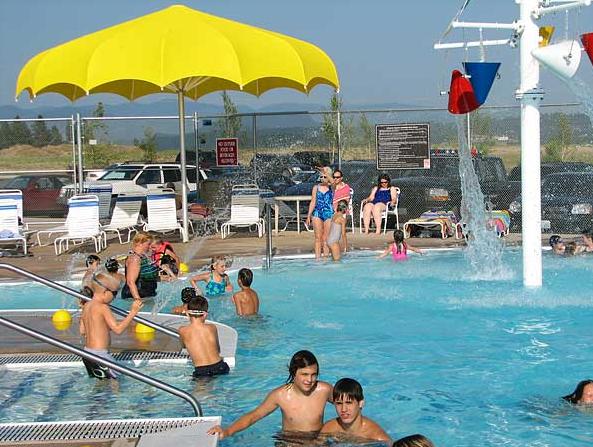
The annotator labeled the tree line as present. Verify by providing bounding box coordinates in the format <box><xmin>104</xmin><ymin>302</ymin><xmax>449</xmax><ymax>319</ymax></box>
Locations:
<box><xmin>0</xmin><ymin>115</ymin><xmax>64</xmax><ymax>149</ymax></box>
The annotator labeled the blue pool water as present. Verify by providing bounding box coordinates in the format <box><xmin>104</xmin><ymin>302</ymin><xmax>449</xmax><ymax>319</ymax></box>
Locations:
<box><xmin>2</xmin><ymin>249</ymin><xmax>593</xmax><ymax>446</ymax></box>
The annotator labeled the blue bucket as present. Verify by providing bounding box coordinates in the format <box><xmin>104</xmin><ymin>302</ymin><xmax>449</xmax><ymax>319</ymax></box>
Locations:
<box><xmin>463</xmin><ymin>62</ymin><xmax>501</xmax><ymax>106</ymax></box>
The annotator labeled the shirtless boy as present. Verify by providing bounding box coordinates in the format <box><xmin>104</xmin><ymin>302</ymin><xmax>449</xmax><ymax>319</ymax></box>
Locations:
<box><xmin>321</xmin><ymin>378</ymin><xmax>391</xmax><ymax>444</ymax></box>
<box><xmin>79</xmin><ymin>272</ymin><xmax>143</xmax><ymax>379</ymax></box>
<box><xmin>232</xmin><ymin>268</ymin><xmax>259</xmax><ymax>316</ymax></box>
<box><xmin>178</xmin><ymin>289</ymin><xmax>230</xmax><ymax>378</ymax></box>
<box><xmin>207</xmin><ymin>350</ymin><xmax>333</xmax><ymax>439</ymax></box>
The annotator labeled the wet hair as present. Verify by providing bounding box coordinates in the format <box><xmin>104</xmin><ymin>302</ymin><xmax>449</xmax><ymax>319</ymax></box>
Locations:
<box><xmin>393</xmin><ymin>434</ymin><xmax>435</xmax><ymax>447</ymax></box>
<box><xmin>563</xmin><ymin>379</ymin><xmax>593</xmax><ymax>404</ymax></box>
<box><xmin>187</xmin><ymin>294</ymin><xmax>209</xmax><ymax>314</ymax></box>
<box><xmin>549</xmin><ymin>234</ymin><xmax>563</xmax><ymax>247</ymax></box>
<box><xmin>80</xmin><ymin>286</ymin><xmax>94</xmax><ymax>298</ymax></box>
<box><xmin>336</xmin><ymin>200</ymin><xmax>348</xmax><ymax>213</ymax></box>
<box><xmin>152</xmin><ymin>235</ymin><xmax>164</xmax><ymax>245</ymax></box>
<box><xmin>565</xmin><ymin>241</ymin><xmax>577</xmax><ymax>256</ymax></box>
<box><xmin>238</xmin><ymin>268</ymin><xmax>253</xmax><ymax>287</ymax></box>
<box><xmin>90</xmin><ymin>272</ymin><xmax>119</xmax><ymax>295</ymax></box>
<box><xmin>85</xmin><ymin>255</ymin><xmax>100</xmax><ymax>268</ymax></box>
<box><xmin>104</xmin><ymin>257</ymin><xmax>120</xmax><ymax>273</ymax></box>
<box><xmin>210</xmin><ymin>255</ymin><xmax>226</xmax><ymax>271</ymax></box>
<box><xmin>181</xmin><ymin>287</ymin><xmax>196</xmax><ymax>303</ymax></box>
<box><xmin>393</xmin><ymin>229</ymin><xmax>406</xmax><ymax>254</ymax></box>
<box><xmin>132</xmin><ymin>231</ymin><xmax>153</xmax><ymax>246</ymax></box>
<box><xmin>333</xmin><ymin>377</ymin><xmax>364</xmax><ymax>402</ymax></box>
<box><xmin>286</xmin><ymin>350</ymin><xmax>318</xmax><ymax>384</ymax></box>
<box><xmin>582</xmin><ymin>229</ymin><xmax>593</xmax><ymax>240</ymax></box>
<box><xmin>377</xmin><ymin>173</ymin><xmax>391</xmax><ymax>188</ymax></box>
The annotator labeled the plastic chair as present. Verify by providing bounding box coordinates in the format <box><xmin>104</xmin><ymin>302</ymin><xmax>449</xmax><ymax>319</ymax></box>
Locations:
<box><xmin>359</xmin><ymin>187</ymin><xmax>400</xmax><ymax>234</ymax></box>
<box><xmin>143</xmin><ymin>188</ymin><xmax>186</xmax><ymax>240</ymax></box>
<box><xmin>53</xmin><ymin>195</ymin><xmax>106</xmax><ymax>255</ymax></box>
<box><xmin>220</xmin><ymin>184</ymin><xmax>265</xmax><ymax>239</ymax></box>
<box><xmin>0</xmin><ymin>199</ymin><xmax>27</xmax><ymax>254</ymax></box>
<box><xmin>101</xmin><ymin>193</ymin><xmax>143</xmax><ymax>244</ymax></box>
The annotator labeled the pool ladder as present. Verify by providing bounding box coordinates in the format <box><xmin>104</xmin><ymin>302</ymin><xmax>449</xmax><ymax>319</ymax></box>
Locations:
<box><xmin>0</xmin><ymin>262</ymin><xmax>202</xmax><ymax>417</ymax></box>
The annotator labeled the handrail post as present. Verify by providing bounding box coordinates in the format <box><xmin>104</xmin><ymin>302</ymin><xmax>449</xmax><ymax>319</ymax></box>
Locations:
<box><xmin>265</xmin><ymin>203</ymin><xmax>272</xmax><ymax>270</ymax></box>
<box><xmin>0</xmin><ymin>316</ymin><xmax>202</xmax><ymax>417</ymax></box>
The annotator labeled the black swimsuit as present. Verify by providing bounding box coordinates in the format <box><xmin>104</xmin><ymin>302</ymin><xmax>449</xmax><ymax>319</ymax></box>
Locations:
<box><xmin>121</xmin><ymin>252</ymin><xmax>159</xmax><ymax>299</ymax></box>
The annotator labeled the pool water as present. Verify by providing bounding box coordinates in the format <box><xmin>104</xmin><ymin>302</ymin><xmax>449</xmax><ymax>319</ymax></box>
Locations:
<box><xmin>2</xmin><ymin>250</ymin><xmax>593</xmax><ymax>446</ymax></box>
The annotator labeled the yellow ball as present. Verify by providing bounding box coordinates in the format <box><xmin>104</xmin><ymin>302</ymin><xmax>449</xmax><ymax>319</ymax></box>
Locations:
<box><xmin>51</xmin><ymin>310</ymin><xmax>72</xmax><ymax>331</ymax></box>
<box><xmin>179</xmin><ymin>262</ymin><xmax>189</xmax><ymax>273</ymax></box>
<box><xmin>135</xmin><ymin>330</ymin><xmax>155</xmax><ymax>343</ymax></box>
<box><xmin>135</xmin><ymin>323</ymin><xmax>156</xmax><ymax>334</ymax></box>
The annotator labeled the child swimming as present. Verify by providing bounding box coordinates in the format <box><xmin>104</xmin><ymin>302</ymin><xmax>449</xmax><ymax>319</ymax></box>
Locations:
<box><xmin>326</xmin><ymin>200</ymin><xmax>348</xmax><ymax>261</ymax></box>
<box><xmin>378</xmin><ymin>229</ymin><xmax>422</xmax><ymax>261</ymax></box>
<box><xmin>232</xmin><ymin>268</ymin><xmax>259</xmax><ymax>316</ymax></box>
<box><xmin>190</xmin><ymin>256</ymin><xmax>233</xmax><ymax>297</ymax></box>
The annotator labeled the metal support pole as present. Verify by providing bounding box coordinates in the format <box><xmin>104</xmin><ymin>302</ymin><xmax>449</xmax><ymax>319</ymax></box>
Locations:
<box><xmin>467</xmin><ymin>113</ymin><xmax>471</xmax><ymax>152</ymax></box>
<box><xmin>75</xmin><ymin>113</ymin><xmax>84</xmax><ymax>193</ymax></box>
<box><xmin>337</xmin><ymin>106</ymin><xmax>342</xmax><ymax>169</ymax></box>
<box><xmin>178</xmin><ymin>91</ymin><xmax>189</xmax><ymax>242</ymax></box>
<box><xmin>0</xmin><ymin>316</ymin><xmax>202</xmax><ymax>417</ymax></box>
<box><xmin>253</xmin><ymin>114</ymin><xmax>257</xmax><ymax>183</ymax></box>
<box><xmin>70</xmin><ymin>115</ymin><xmax>77</xmax><ymax>189</ymax></box>
<box><xmin>193</xmin><ymin>111</ymin><xmax>200</xmax><ymax>202</ymax></box>
<box><xmin>265</xmin><ymin>203</ymin><xmax>272</xmax><ymax>269</ymax></box>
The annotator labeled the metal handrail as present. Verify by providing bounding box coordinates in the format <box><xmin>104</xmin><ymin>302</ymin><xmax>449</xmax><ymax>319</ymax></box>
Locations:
<box><xmin>0</xmin><ymin>316</ymin><xmax>202</xmax><ymax>417</ymax></box>
<box><xmin>264</xmin><ymin>203</ymin><xmax>273</xmax><ymax>269</ymax></box>
<box><xmin>0</xmin><ymin>263</ymin><xmax>180</xmax><ymax>339</ymax></box>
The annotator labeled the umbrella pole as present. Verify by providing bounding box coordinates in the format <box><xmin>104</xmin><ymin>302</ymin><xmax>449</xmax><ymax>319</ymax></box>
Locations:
<box><xmin>178</xmin><ymin>91</ymin><xmax>189</xmax><ymax>243</ymax></box>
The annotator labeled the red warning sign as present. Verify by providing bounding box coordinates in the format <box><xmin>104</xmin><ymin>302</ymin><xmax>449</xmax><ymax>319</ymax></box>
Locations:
<box><xmin>216</xmin><ymin>138</ymin><xmax>239</xmax><ymax>166</ymax></box>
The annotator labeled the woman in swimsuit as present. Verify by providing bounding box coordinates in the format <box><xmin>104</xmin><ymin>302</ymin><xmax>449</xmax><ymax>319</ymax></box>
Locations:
<box><xmin>332</xmin><ymin>169</ymin><xmax>351</xmax><ymax>211</ymax></box>
<box><xmin>327</xmin><ymin>200</ymin><xmax>348</xmax><ymax>261</ymax></box>
<box><xmin>306</xmin><ymin>166</ymin><xmax>334</xmax><ymax>260</ymax></box>
<box><xmin>362</xmin><ymin>174</ymin><xmax>399</xmax><ymax>235</ymax></box>
<box><xmin>122</xmin><ymin>232</ymin><xmax>160</xmax><ymax>300</ymax></box>
<box><xmin>190</xmin><ymin>256</ymin><xmax>233</xmax><ymax>297</ymax></box>
<box><xmin>378</xmin><ymin>229</ymin><xmax>422</xmax><ymax>261</ymax></box>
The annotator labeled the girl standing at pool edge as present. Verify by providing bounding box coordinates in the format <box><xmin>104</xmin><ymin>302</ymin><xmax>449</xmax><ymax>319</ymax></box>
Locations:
<box><xmin>379</xmin><ymin>229</ymin><xmax>422</xmax><ymax>261</ymax></box>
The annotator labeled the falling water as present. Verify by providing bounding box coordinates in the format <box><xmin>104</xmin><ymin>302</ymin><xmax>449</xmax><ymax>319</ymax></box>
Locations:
<box><xmin>566</xmin><ymin>77</ymin><xmax>593</xmax><ymax>123</ymax></box>
<box><xmin>456</xmin><ymin>117</ymin><xmax>507</xmax><ymax>279</ymax></box>
<box><xmin>62</xmin><ymin>252</ymin><xmax>87</xmax><ymax>308</ymax></box>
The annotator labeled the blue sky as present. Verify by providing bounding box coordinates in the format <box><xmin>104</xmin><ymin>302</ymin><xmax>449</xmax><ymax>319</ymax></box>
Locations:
<box><xmin>1</xmin><ymin>0</ymin><xmax>593</xmax><ymax>111</ymax></box>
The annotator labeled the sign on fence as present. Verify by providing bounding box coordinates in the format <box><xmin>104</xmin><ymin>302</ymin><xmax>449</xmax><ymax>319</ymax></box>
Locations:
<box><xmin>216</xmin><ymin>138</ymin><xmax>239</xmax><ymax>166</ymax></box>
<box><xmin>376</xmin><ymin>123</ymin><xmax>430</xmax><ymax>170</ymax></box>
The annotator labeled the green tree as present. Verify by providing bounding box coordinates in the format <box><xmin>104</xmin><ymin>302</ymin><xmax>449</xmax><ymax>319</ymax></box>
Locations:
<box><xmin>470</xmin><ymin>110</ymin><xmax>495</xmax><ymax>155</ymax></box>
<box><xmin>135</xmin><ymin>127</ymin><xmax>158</xmax><ymax>162</ymax></box>
<box><xmin>10</xmin><ymin>116</ymin><xmax>33</xmax><ymax>146</ymax></box>
<box><xmin>359</xmin><ymin>113</ymin><xmax>374</xmax><ymax>159</ymax></box>
<box><xmin>218</xmin><ymin>91</ymin><xmax>242</xmax><ymax>138</ymax></box>
<box><xmin>31</xmin><ymin>115</ymin><xmax>52</xmax><ymax>147</ymax></box>
<box><xmin>543</xmin><ymin>112</ymin><xmax>573</xmax><ymax>162</ymax></box>
<box><xmin>0</xmin><ymin>121</ymin><xmax>13</xmax><ymax>149</ymax></box>
<box><xmin>84</xmin><ymin>103</ymin><xmax>110</xmax><ymax>168</ymax></box>
<box><xmin>321</xmin><ymin>92</ymin><xmax>342</xmax><ymax>153</ymax></box>
<box><xmin>49</xmin><ymin>126</ymin><xmax>63</xmax><ymax>145</ymax></box>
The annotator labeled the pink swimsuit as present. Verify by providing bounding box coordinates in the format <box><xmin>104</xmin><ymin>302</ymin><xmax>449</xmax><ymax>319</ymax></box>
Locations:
<box><xmin>391</xmin><ymin>242</ymin><xmax>408</xmax><ymax>261</ymax></box>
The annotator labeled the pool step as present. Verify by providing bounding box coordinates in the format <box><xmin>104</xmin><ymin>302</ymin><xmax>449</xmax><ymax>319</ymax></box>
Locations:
<box><xmin>0</xmin><ymin>417</ymin><xmax>220</xmax><ymax>446</ymax></box>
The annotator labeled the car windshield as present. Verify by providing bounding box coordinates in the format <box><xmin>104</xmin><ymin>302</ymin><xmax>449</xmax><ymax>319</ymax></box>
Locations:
<box><xmin>4</xmin><ymin>176</ymin><xmax>32</xmax><ymax>189</ymax></box>
<box><xmin>293</xmin><ymin>171</ymin><xmax>318</xmax><ymax>182</ymax></box>
<box><xmin>397</xmin><ymin>158</ymin><xmax>460</xmax><ymax>178</ymax></box>
<box><xmin>543</xmin><ymin>175</ymin><xmax>593</xmax><ymax>197</ymax></box>
<box><xmin>100</xmin><ymin>166</ymin><xmax>142</xmax><ymax>180</ymax></box>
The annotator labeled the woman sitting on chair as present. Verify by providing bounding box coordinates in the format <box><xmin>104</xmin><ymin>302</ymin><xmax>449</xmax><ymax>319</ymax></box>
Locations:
<box><xmin>362</xmin><ymin>174</ymin><xmax>398</xmax><ymax>235</ymax></box>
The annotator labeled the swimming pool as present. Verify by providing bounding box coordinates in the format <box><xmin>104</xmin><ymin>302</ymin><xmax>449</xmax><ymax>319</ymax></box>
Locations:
<box><xmin>2</xmin><ymin>249</ymin><xmax>593</xmax><ymax>446</ymax></box>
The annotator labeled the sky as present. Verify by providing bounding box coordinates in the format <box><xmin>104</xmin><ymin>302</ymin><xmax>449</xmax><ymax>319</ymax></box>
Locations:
<box><xmin>2</xmin><ymin>0</ymin><xmax>593</xmax><ymax>112</ymax></box>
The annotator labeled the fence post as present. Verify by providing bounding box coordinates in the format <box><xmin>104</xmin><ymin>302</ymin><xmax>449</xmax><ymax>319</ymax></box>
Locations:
<box><xmin>265</xmin><ymin>203</ymin><xmax>272</xmax><ymax>269</ymax></box>
<box><xmin>193</xmin><ymin>111</ymin><xmax>200</xmax><ymax>201</ymax></box>
<box><xmin>75</xmin><ymin>113</ymin><xmax>84</xmax><ymax>193</ymax></box>
<box><xmin>252</xmin><ymin>114</ymin><xmax>257</xmax><ymax>182</ymax></box>
<box><xmin>337</xmin><ymin>105</ymin><xmax>342</xmax><ymax>169</ymax></box>
<box><xmin>70</xmin><ymin>115</ymin><xmax>77</xmax><ymax>189</ymax></box>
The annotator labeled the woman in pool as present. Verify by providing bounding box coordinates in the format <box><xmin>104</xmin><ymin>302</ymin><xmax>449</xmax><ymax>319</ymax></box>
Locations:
<box><xmin>563</xmin><ymin>379</ymin><xmax>593</xmax><ymax>405</ymax></box>
<box><xmin>190</xmin><ymin>256</ymin><xmax>232</xmax><ymax>297</ymax></box>
<box><xmin>306</xmin><ymin>166</ymin><xmax>334</xmax><ymax>260</ymax></box>
<box><xmin>379</xmin><ymin>229</ymin><xmax>422</xmax><ymax>261</ymax></box>
<box><xmin>361</xmin><ymin>174</ymin><xmax>399</xmax><ymax>235</ymax></box>
<box><xmin>121</xmin><ymin>232</ymin><xmax>159</xmax><ymax>301</ymax></box>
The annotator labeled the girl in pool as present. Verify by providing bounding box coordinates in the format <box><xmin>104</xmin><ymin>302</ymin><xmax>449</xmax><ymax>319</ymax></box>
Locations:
<box><xmin>327</xmin><ymin>200</ymin><xmax>348</xmax><ymax>261</ymax></box>
<box><xmin>378</xmin><ymin>229</ymin><xmax>422</xmax><ymax>261</ymax></box>
<box><xmin>563</xmin><ymin>379</ymin><xmax>593</xmax><ymax>405</ymax></box>
<box><xmin>306</xmin><ymin>166</ymin><xmax>334</xmax><ymax>260</ymax></box>
<box><xmin>190</xmin><ymin>256</ymin><xmax>232</xmax><ymax>297</ymax></box>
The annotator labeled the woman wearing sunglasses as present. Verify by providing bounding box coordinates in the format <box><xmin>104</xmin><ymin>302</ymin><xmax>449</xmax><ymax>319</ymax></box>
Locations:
<box><xmin>361</xmin><ymin>174</ymin><xmax>398</xmax><ymax>235</ymax></box>
<box><xmin>306</xmin><ymin>166</ymin><xmax>334</xmax><ymax>259</ymax></box>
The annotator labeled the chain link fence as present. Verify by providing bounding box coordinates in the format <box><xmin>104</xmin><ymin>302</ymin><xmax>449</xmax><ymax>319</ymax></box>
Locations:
<box><xmin>1</xmin><ymin>104</ymin><xmax>593</xmax><ymax>235</ymax></box>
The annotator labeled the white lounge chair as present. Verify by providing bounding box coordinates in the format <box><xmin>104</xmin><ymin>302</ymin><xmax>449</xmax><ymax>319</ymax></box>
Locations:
<box><xmin>0</xmin><ymin>199</ymin><xmax>27</xmax><ymax>255</ymax></box>
<box><xmin>101</xmin><ymin>193</ymin><xmax>142</xmax><ymax>244</ymax></box>
<box><xmin>143</xmin><ymin>188</ymin><xmax>186</xmax><ymax>239</ymax></box>
<box><xmin>220</xmin><ymin>184</ymin><xmax>265</xmax><ymax>239</ymax></box>
<box><xmin>83</xmin><ymin>183</ymin><xmax>113</xmax><ymax>221</ymax></box>
<box><xmin>359</xmin><ymin>187</ymin><xmax>400</xmax><ymax>234</ymax></box>
<box><xmin>53</xmin><ymin>195</ymin><xmax>106</xmax><ymax>255</ymax></box>
<box><xmin>0</xmin><ymin>190</ymin><xmax>24</xmax><ymax>224</ymax></box>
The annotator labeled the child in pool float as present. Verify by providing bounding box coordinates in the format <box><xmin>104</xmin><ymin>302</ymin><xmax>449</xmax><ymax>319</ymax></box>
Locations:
<box><xmin>190</xmin><ymin>256</ymin><xmax>232</xmax><ymax>297</ymax></box>
<box><xmin>327</xmin><ymin>200</ymin><xmax>348</xmax><ymax>261</ymax></box>
<box><xmin>378</xmin><ymin>229</ymin><xmax>422</xmax><ymax>261</ymax></box>
<box><xmin>232</xmin><ymin>268</ymin><xmax>259</xmax><ymax>316</ymax></box>
<box><xmin>178</xmin><ymin>289</ymin><xmax>230</xmax><ymax>378</ymax></box>
<box><xmin>151</xmin><ymin>235</ymin><xmax>180</xmax><ymax>281</ymax></box>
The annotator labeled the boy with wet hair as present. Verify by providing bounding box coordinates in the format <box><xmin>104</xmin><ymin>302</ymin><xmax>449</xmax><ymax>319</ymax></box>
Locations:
<box><xmin>581</xmin><ymin>229</ymin><xmax>593</xmax><ymax>252</ymax></box>
<box><xmin>321</xmin><ymin>378</ymin><xmax>391</xmax><ymax>444</ymax></box>
<box><xmin>232</xmin><ymin>268</ymin><xmax>259</xmax><ymax>316</ymax></box>
<box><xmin>171</xmin><ymin>286</ymin><xmax>196</xmax><ymax>315</ymax></box>
<box><xmin>208</xmin><ymin>350</ymin><xmax>333</xmax><ymax>439</ymax></box>
<box><xmin>79</xmin><ymin>272</ymin><xmax>143</xmax><ymax>379</ymax></box>
<box><xmin>549</xmin><ymin>234</ymin><xmax>565</xmax><ymax>255</ymax></box>
<box><xmin>178</xmin><ymin>289</ymin><xmax>230</xmax><ymax>378</ymax></box>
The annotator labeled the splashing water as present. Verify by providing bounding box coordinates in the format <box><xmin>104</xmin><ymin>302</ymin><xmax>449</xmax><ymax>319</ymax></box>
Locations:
<box><xmin>566</xmin><ymin>77</ymin><xmax>593</xmax><ymax>123</ymax></box>
<box><xmin>456</xmin><ymin>117</ymin><xmax>507</xmax><ymax>279</ymax></box>
<box><xmin>62</xmin><ymin>253</ymin><xmax>87</xmax><ymax>308</ymax></box>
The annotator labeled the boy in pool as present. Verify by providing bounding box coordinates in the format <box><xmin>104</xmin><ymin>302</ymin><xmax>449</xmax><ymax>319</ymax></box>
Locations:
<box><xmin>232</xmin><ymin>268</ymin><xmax>259</xmax><ymax>316</ymax></box>
<box><xmin>320</xmin><ymin>377</ymin><xmax>391</xmax><ymax>444</ymax></box>
<box><xmin>581</xmin><ymin>229</ymin><xmax>593</xmax><ymax>253</ymax></box>
<box><xmin>208</xmin><ymin>350</ymin><xmax>333</xmax><ymax>439</ymax></box>
<box><xmin>549</xmin><ymin>234</ymin><xmax>565</xmax><ymax>255</ymax></box>
<box><xmin>178</xmin><ymin>289</ymin><xmax>230</xmax><ymax>378</ymax></box>
<box><xmin>79</xmin><ymin>272</ymin><xmax>143</xmax><ymax>379</ymax></box>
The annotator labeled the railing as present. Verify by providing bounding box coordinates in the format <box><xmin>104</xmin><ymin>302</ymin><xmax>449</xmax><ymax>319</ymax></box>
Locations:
<box><xmin>264</xmin><ymin>203</ymin><xmax>273</xmax><ymax>269</ymax></box>
<box><xmin>0</xmin><ymin>316</ymin><xmax>202</xmax><ymax>416</ymax></box>
<box><xmin>0</xmin><ymin>263</ymin><xmax>180</xmax><ymax>339</ymax></box>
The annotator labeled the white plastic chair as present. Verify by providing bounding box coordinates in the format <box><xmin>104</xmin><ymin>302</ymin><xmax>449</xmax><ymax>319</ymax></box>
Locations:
<box><xmin>53</xmin><ymin>195</ymin><xmax>106</xmax><ymax>255</ymax></box>
<box><xmin>359</xmin><ymin>187</ymin><xmax>400</xmax><ymax>234</ymax></box>
<box><xmin>143</xmin><ymin>188</ymin><xmax>186</xmax><ymax>239</ymax></box>
<box><xmin>220</xmin><ymin>184</ymin><xmax>265</xmax><ymax>239</ymax></box>
<box><xmin>0</xmin><ymin>199</ymin><xmax>27</xmax><ymax>254</ymax></box>
<box><xmin>101</xmin><ymin>193</ymin><xmax>142</xmax><ymax>244</ymax></box>
<box><xmin>0</xmin><ymin>190</ymin><xmax>24</xmax><ymax>224</ymax></box>
<box><xmin>83</xmin><ymin>183</ymin><xmax>113</xmax><ymax>221</ymax></box>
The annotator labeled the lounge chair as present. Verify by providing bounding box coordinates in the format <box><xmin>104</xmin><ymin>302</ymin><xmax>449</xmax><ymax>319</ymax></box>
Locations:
<box><xmin>0</xmin><ymin>199</ymin><xmax>27</xmax><ymax>255</ymax></box>
<box><xmin>53</xmin><ymin>195</ymin><xmax>106</xmax><ymax>255</ymax></box>
<box><xmin>0</xmin><ymin>190</ymin><xmax>24</xmax><ymax>225</ymax></box>
<box><xmin>143</xmin><ymin>188</ymin><xmax>186</xmax><ymax>239</ymax></box>
<box><xmin>359</xmin><ymin>187</ymin><xmax>401</xmax><ymax>234</ymax></box>
<box><xmin>404</xmin><ymin>210</ymin><xmax>459</xmax><ymax>239</ymax></box>
<box><xmin>220</xmin><ymin>184</ymin><xmax>265</xmax><ymax>239</ymax></box>
<box><xmin>101</xmin><ymin>193</ymin><xmax>142</xmax><ymax>244</ymax></box>
<box><xmin>455</xmin><ymin>210</ymin><xmax>510</xmax><ymax>239</ymax></box>
<box><xmin>83</xmin><ymin>183</ymin><xmax>113</xmax><ymax>221</ymax></box>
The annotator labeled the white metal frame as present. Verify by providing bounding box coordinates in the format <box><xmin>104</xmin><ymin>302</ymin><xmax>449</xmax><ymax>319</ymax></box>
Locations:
<box><xmin>101</xmin><ymin>193</ymin><xmax>142</xmax><ymax>244</ymax></box>
<box><xmin>143</xmin><ymin>188</ymin><xmax>187</xmax><ymax>240</ymax></box>
<box><xmin>220</xmin><ymin>184</ymin><xmax>265</xmax><ymax>239</ymax></box>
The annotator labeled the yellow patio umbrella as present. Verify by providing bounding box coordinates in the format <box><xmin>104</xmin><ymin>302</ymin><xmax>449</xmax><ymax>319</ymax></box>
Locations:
<box><xmin>16</xmin><ymin>4</ymin><xmax>339</xmax><ymax>241</ymax></box>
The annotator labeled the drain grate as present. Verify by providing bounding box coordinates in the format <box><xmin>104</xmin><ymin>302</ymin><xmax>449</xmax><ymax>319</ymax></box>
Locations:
<box><xmin>0</xmin><ymin>417</ymin><xmax>213</xmax><ymax>443</ymax></box>
<box><xmin>0</xmin><ymin>350</ymin><xmax>189</xmax><ymax>367</ymax></box>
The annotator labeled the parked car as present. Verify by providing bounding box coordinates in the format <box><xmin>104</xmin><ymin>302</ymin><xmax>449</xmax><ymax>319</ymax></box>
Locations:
<box><xmin>85</xmin><ymin>163</ymin><xmax>122</xmax><ymax>181</ymax></box>
<box><xmin>3</xmin><ymin>174</ymin><xmax>72</xmax><ymax>216</ymax></box>
<box><xmin>175</xmin><ymin>150</ymin><xmax>217</xmax><ymax>168</ymax></box>
<box><xmin>509</xmin><ymin>172</ymin><xmax>593</xmax><ymax>232</ymax></box>
<box><xmin>292</xmin><ymin>151</ymin><xmax>332</xmax><ymax>168</ymax></box>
